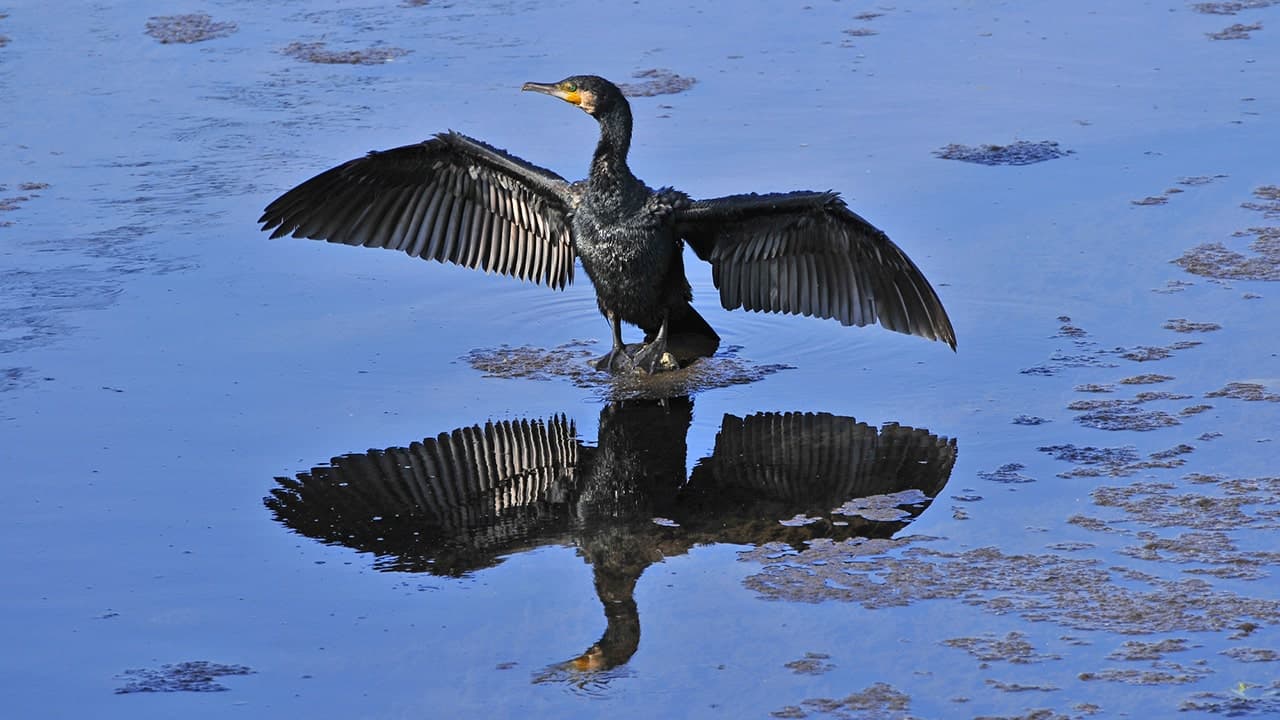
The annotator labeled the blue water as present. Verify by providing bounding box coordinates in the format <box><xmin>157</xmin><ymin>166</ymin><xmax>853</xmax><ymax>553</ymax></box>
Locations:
<box><xmin>3</xmin><ymin>1</ymin><xmax>1279</xmax><ymax>718</ymax></box>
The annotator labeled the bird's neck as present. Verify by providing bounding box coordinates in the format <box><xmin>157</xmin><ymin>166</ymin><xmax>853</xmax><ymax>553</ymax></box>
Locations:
<box><xmin>589</xmin><ymin>104</ymin><xmax>637</xmax><ymax>193</ymax></box>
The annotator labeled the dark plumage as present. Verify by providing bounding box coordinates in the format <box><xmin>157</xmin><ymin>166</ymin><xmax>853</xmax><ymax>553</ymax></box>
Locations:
<box><xmin>260</xmin><ymin>75</ymin><xmax>956</xmax><ymax>373</ymax></box>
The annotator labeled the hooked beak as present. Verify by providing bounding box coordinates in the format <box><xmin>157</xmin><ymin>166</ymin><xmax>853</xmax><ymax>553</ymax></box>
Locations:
<box><xmin>522</xmin><ymin>81</ymin><xmax>580</xmax><ymax>106</ymax></box>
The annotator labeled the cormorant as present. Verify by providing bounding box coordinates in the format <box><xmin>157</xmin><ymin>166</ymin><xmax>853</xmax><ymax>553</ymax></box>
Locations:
<box><xmin>260</xmin><ymin>75</ymin><xmax>956</xmax><ymax>373</ymax></box>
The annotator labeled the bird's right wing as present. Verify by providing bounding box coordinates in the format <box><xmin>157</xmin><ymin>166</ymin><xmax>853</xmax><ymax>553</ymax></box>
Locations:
<box><xmin>260</xmin><ymin>132</ymin><xmax>578</xmax><ymax>289</ymax></box>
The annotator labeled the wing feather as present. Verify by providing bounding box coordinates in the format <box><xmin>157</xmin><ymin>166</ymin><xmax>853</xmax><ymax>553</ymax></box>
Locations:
<box><xmin>677</xmin><ymin>191</ymin><xmax>956</xmax><ymax>349</ymax></box>
<box><xmin>260</xmin><ymin>132</ymin><xmax>577</xmax><ymax>289</ymax></box>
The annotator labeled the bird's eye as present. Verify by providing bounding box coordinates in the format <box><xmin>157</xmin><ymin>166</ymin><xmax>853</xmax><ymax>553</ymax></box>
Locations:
<box><xmin>564</xmin><ymin>82</ymin><xmax>578</xmax><ymax>92</ymax></box>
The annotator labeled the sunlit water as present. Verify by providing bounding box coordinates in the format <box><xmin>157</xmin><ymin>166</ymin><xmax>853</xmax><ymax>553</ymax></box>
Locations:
<box><xmin>2</xmin><ymin>2</ymin><xmax>1279</xmax><ymax>718</ymax></box>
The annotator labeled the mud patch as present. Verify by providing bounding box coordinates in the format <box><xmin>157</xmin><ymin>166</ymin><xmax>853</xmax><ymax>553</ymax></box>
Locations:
<box><xmin>1118</xmin><ymin>342</ymin><xmax>1201</xmax><ymax>362</ymax></box>
<box><xmin>1119</xmin><ymin>373</ymin><xmax>1174</xmax><ymax>385</ymax></box>
<box><xmin>1120</xmin><ymin>531</ymin><xmax>1280</xmax><ymax>580</ymax></box>
<box><xmin>785</xmin><ymin>652</ymin><xmax>835</xmax><ymax>676</ymax></box>
<box><xmin>1067</xmin><ymin>397</ymin><xmax>1183</xmax><ymax>432</ymax></box>
<box><xmin>978</xmin><ymin>463</ymin><xmax>1036</xmax><ymax>484</ymax></box>
<box><xmin>617</xmin><ymin>69</ymin><xmax>696</xmax><ymax>97</ymax></box>
<box><xmin>1107</xmin><ymin>639</ymin><xmax>1191</xmax><ymax>660</ymax></box>
<box><xmin>282</xmin><ymin>41</ymin><xmax>409</xmax><ymax>65</ymax></box>
<box><xmin>1020</xmin><ymin>317</ymin><xmax>1117</xmax><ymax>376</ymax></box>
<box><xmin>1078</xmin><ymin>663</ymin><xmax>1210</xmax><ymax>685</ymax></box>
<box><xmin>1175</xmin><ymin>185</ymin><xmax>1280</xmax><ymax>281</ymax></box>
<box><xmin>1221</xmin><ymin>647</ymin><xmax>1279</xmax><ymax>662</ymax></box>
<box><xmin>933</xmin><ymin>141</ymin><xmax>1073</xmax><ymax>166</ymax></box>
<box><xmin>465</xmin><ymin>342</ymin><xmax>792</xmax><ymax>399</ymax></box>
<box><xmin>0</xmin><ymin>182</ymin><xmax>49</xmax><ymax>227</ymax></box>
<box><xmin>1037</xmin><ymin>442</ymin><xmax>1192</xmax><ymax>478</ymax></box>
<box><xmin>144</xmin><ymin>14</ymin><xmax>237</xmax><ymax>44</ymax></box>
<box><xmin>1089</xmin><ymin>475</ymin><xmax>1280</xmax><ymax>531</ymax></box>
<box><xmin>1206</xmin><ymin>381</ymin><xmax>1280</xmax><ymax>402</ymax></box>
<box><xmin>1207</xmin><ymin>22</ymin><xmax>1264</xmax><ymax>39</ymax></box>
<box><xmin>114</xmin><ymin>661</ymin><xmax>254</xmax><ymax>693</ymax></box>
<box><xmin>1181</xmin><ymin>680</ymin><xmax>1280</xmax><ymax>715</ymax></box>
<box><xmin>1132</xmin><ymin>175</ymin><xmax>1228</xmax><ymax>206</ymax></box>
<box><xmin>741</xmin><ymin>537</ymin><xmax>1280</xmax><ymax>633</ymax></box>
<box><xmin>943</xmin><ymin>632</ymin><xmax>1061</xmax><ymax>666</ymax></box>
<box><xmin>1163</xmin><ymin>318</ymin><xmax>1221</xmax><ymax>333</ymax></box>
<box><xmin>1193</xmin><ymin>1</ymin><xmax>1279</xmax><ymax>14</ymax></box>
<box><xmin>772</xmin><ymin>682</ymin><xmax>914</xmax><ymax>720</ymax></box>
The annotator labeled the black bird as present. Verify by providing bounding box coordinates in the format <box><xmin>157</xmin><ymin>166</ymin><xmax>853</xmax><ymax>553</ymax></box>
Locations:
<box><xmin>260</xmin><ymin>75</ymin><xmax>956</xmax><ymax>373</ymax></box>
<box><xmin>266</xmin><ymin>397</ymin><xmax>957</xmax><ymax>675</ymax></box>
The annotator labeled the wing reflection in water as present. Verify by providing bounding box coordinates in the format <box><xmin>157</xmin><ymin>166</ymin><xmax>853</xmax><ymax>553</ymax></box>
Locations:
<box><xmin>266</xmin><ymin>397</ymin><xmax>956</xmax><ymax>683</ymax></box>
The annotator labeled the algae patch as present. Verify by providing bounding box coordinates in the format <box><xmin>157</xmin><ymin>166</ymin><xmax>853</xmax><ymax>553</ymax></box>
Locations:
<box><xmin>114</xmin><ymin>661</ymin><xmax>254</xmax><ymax>694</ymax></box>
<box><xmin>618</xmin><ymin>69</ymin><xmax>697</xmax><ymax>97</ymax></box>
<box><xmin>282</xmin><ymin>41</ymin><xmax>409</xmax><ymax>65</ymax></box>
<box><xmin>144</xmin><ymin>14</ymin><xmax>237</xmax><ymax>44</ymax></box>
<box><xmin>933</xmin><ymin>141</ymin><xmax>1073</xmax><ymax>166</ymax></box>
<box><xmin>465</xmin><ymin>342</ymin><xmax>791</xmax><ymax>399</ymax></box>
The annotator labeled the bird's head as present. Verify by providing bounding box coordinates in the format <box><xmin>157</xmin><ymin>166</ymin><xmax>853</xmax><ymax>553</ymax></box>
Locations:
<box><xmin>522</xmin><ymin>75</ymin><xmax>625</xmax><ymax>119</ymax></box>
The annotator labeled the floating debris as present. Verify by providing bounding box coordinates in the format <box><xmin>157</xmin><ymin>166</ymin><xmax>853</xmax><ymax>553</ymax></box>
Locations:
<box><xmin>1193</xmin><ymin>1</ymin><xmax>1279</xmax><ymax>15</ymax></box>
<box><xmin>1120</xmin><ymin>374</ymin><xmax>1175</xmax><ymax>385</ymax></box>
<box><xmin>1066</xmin><ymin>394</ymin><xmax>1186</xmax><ymax>432</ymax></box>
<box><xmin>1132</xmin><ymin>196</ymin><xmax>1169</xmax><ymax>206</ymax></box>
<box><xmin>1038</xmin><ymin>443</ymin><xmax>1193</xmax><ymax>478</ymax></box>
<box><xmin>1207</xmin><ymin>22</ymin><xmax>1264</xmax><ymax>40</ymax></box>
<box><xmin>741</xmin><ymin>536</ymin><xmax>1280</xmax><ymax>633</ymax></box>
<box><xmin>784</xmin><ymin>652</ymin><xmax>835</xmax><ymax>676</ymax></box>
<box><xmin>1206</xmin><ymin>382</ymin><xmax>1280</xmax><ymax>402</ymax></box>
<box><xmin>1221</xmin><ymin>647</ymin><xmax>1279</xmax><ymax>662</ymax></box>
<box><xmin>1153</xmin><ymin>279</ymin><xmax>1195</xmax><ymax>294</ymax></box>
<box><xmin>1078</xmin><ymin>664</ymin><xmax>1210</xmax><ymax>685</ymax></box>
<box><xmin>282</xmin><ymin>41</ymin><xmax>409</xmax><ymax>65</ymax></box>
<box><xmin>1012</xmin><ymin>415</ymin><xmax>1050</xmax><ymax>426</ymax></box>
<box><xmin>1165</xmin><ymin>318</ymin><xmax>1222</xmax><ymax>333</ymax></box>
<box><xmin>978</xmin><ymin>463</ymin><xmax>1036</xmax><ymax>484</ymax></box>
<box><xmin>1181</xmin><ymin>680</ymin><xmax>1280</xmax><ymax>716</ymax></box>
<box><xmin>843</xmin><ymin>27</ymin><xmax>878</xmax><ymax>37</ymax></box>
<box><xmin>833</xmin><ymin>489</ymin><xmax>933</xmax><ymax>522</ymax></box>
<box><xmin>1174</xmin><ymin>186</ymin><xmax>1280</xmax><ymax>279</ymax></box>
<box><xmin>773</xmin><ymin>682</ymin><xmax>915</xmax><ymax>720</ymax></box>
<box><xmin>934</xmin><ymin>140</ymin><xmax>1073</xmax><ymax>166</ymax></box>
<box><xmin>144</xmin><ymin>14</ymin><xmax>237</xmax><ymax>44</ymax></box>
<box><xmin>617</xmin><ymin>69</ymin><xmax>696</xmax><ymax>97</ymax></box>
<box><xmin>943</xmin><ymin>632</ymin><xmax>1062</xmax><ymax>665</ymax></box>
<box><xmin>114</xmin><ymin>661</ymin><xmax>254</xmax><ymax>694</ymax></box>
<box><xmin>1091</xmin><ymin>475</ymin><xmax>1280</xmax><ymax>531</ymax></box>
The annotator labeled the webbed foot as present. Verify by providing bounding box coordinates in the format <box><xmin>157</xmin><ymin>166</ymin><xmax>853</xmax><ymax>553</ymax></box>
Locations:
<box><xmin>631</xmin><ymin>339</ymin><xmax>679</xmax><ymax>375</ymax></box>
<box><xmin>593</xmin><ymin>347</ymin><xmax>636</xmax><ymax>373</ymax></box>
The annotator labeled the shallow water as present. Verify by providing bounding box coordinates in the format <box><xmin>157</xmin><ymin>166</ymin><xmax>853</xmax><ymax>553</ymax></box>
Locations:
<box><xmin>3</xmin><ymin>1</ymin><xmax>1279</xmax><ymax>718</ymax></box>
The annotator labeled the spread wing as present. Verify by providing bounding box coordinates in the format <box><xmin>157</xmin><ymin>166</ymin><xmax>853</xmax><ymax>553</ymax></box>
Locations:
<box><xmin>677</xmin><ymin>191</ymin><xmax>956</xmax><ymax>348</ymax></box>
<box><xmin>265</xmin><ymin>417</ymin><xmax>583</xmax><ymax>576</ymax></box>
<box><xmin>260</xmin><ymin>131</ymin><xmax>578</xmax><ymax>289</ymax></box>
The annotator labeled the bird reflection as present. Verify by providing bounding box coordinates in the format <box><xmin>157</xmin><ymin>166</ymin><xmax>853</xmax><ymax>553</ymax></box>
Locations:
<box><xmin>266</xmin><ymin>398</ymin><xmax>956</xmax><ymax>681</ymax></box>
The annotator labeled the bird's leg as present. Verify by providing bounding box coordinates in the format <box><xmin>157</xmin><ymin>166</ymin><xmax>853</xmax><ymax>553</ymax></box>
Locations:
<box><xmin>593</xmin><ymin>311</ymin><xmax>636</xmax><ymax>372</ymax></box>
<box><xmin>631</xmin><ymin>312</ymin><xmax>678</xmax><ymax>374</ymax></box>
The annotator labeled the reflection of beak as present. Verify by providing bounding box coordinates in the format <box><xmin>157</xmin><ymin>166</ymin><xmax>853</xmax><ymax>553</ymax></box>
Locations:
<box><xmin>522</xmin><ymin>81</ymin><xmax>580</xmax><ymax>106</ymax></box>
<box><xmin>570</xmin><ymin>645</ymin><xmax>604</xmax><ymax>671</ymax></box>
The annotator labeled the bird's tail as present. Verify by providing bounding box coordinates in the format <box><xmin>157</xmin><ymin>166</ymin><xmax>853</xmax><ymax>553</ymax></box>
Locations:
<box><xmin>648</xmin><ymin>302</ymin><xmax>720</xmax><ymax>365</ymax></box>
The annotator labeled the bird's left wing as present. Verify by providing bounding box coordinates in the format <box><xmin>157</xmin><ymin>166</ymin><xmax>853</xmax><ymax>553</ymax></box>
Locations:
<box><xmin>676</xmin><ymin>191</ymin><xmax>956</xmax><ymax>348</ymax></box>
<box><xmin>260</xmin><ymin>131</ymin><xmax>578</xmax><ymax>289</ymax></box>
